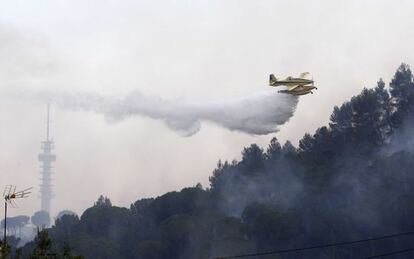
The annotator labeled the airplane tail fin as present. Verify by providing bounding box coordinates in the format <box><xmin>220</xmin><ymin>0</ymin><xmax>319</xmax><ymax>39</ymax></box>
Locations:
<box><xmin>269</xmin><ymin>74</ymin><xmax>277</xmax><ymax>85</ymax></box>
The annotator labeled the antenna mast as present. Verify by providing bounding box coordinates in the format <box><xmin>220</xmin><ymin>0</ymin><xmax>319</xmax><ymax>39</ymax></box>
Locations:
<box><xmin>38</xmin><ymin>103</ymin><xmax>56</xmax><ymax>217</ymax></box>
<box><xmin>46</xmin><ymin>103</ymin><xmax>50</xmax><ymax>142</ymax></box>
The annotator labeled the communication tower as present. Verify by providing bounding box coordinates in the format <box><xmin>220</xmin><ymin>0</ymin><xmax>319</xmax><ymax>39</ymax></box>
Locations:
<box><xmin>38</xmin><ymin>103</ymin><xmax>56</xmax><ymax>215</ymax></box>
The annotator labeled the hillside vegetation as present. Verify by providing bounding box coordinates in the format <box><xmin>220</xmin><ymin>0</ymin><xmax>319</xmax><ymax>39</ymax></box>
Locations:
<box><xmin>20</xmin><ymin>64</ymin><xmax>414</xmax><ymax>259</ymax></box>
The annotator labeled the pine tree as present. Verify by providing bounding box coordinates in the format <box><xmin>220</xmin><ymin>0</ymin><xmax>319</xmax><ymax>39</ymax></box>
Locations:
<box><xmin>390</xmin><ymin>63</ymin><xmax>414</xmax><ymax>127</ymax></box>
<box><xmin>30</xmin><ymin>229</ymin><xmax>54</xmax><ymax>259</ymax></box>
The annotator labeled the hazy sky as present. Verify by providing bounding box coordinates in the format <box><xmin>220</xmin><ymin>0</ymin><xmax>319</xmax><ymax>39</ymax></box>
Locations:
<box><xmin>1</xmin><ymin>0</ymin><xmax>413</xmax><ymax>218</ymax></box>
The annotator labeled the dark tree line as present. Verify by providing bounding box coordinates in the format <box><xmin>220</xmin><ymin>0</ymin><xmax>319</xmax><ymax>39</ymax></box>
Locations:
<box><xmin>13</xmin><ymin>64</ymin><xmax>414</xmax><ymax>258</ymax></box>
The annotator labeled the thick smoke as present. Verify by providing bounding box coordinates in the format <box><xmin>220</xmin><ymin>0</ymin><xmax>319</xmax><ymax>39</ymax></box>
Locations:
<box><xmin>14</xmin><ymin>89</ymin><xmax>299</xmax><ymax>136</ymax></box>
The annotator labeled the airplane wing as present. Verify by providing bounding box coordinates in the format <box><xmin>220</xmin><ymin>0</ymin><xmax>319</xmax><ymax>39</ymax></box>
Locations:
<box><xmin>299</xmin><ymin>72</ymin><xmax>311</xmax><ymax>79</ymax></box>
<box><xmin>287</xmin><ymin>84</ymin><xmax>302</xmax><ymax>91</ymax></box>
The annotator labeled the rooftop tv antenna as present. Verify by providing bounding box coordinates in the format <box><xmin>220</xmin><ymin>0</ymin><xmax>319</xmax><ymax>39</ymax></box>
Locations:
<box><xmin>2</xmin><ymin>185</ymin><xmax>32</xmax><ymax>252</ymax></box>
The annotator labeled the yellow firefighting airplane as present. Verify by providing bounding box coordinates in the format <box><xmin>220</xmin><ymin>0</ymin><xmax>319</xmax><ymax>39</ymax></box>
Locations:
<box><xmin>269</xmin><ymin>72</ymin><xmax>317</xmax><ymax>95</ymax></box>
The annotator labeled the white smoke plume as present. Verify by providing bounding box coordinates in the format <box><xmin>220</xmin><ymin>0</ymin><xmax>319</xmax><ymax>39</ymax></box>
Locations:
<box><xmin>9</xmin><ymin>89</ymin><xmax>299</xmax><ymax>136</ymax></box>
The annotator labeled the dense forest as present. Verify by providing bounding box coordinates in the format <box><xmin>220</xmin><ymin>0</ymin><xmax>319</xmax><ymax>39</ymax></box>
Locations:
<box><xmin>9</xmin><ymin>64</ymin><xmax>414</xmax><ymax>258</ymax></box>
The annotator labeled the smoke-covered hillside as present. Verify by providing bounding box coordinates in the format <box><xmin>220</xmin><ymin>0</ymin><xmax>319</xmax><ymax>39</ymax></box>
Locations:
<box><xmin>18</xmin><ymin>64</ymin><xmax>414</xmax><ymax>258</ymax></box>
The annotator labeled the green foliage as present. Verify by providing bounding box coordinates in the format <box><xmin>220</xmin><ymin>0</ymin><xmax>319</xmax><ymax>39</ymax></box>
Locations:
<box><xmin>0</xmin><ymin>240</ymin><xmax>10</xmax><ymax>259</ymax></box>
<box><xmin>390</xmin><ymin>63</ymin><xmax>414</xmax><ymax>126</ymax></box>
<box><xmin>30</xmin><ymin>229</ymin><xmax>53</xmax><ymax>258</ymax></box>
<box><xmin>148</xmin><ymin>187</ymin><xmax>211</xmax><ymax>224</ymax></box>
<box><xmin>1</xmin><ymin>215</ymin><xmax>29</xmax><ymax>237</ymax></box>
<box><xmin>133</xmin><ymin>240</ymin><xmax>168</xmax><ymax>259</ymax></box>
<box><xmin>56</xmin><ymin>211</ymin><xmax>77</xmax><ymax>221</ymax></box>
<box><xmin>53</xmin><ymin>214</ymin><xmax>80</xmax><ymax>241</ymax></box>
<box><xmin>242</xmin><ymin>202</ymin><xmax>300</xmax><ymax>250</ymax></box>
<box><xmin>240</xmin><ymin>144</ymin><xmax>265</xmax><ymax>174</ymax></box>
<box><xmin>27</xmin><ymin>229</ymin><xmax>84</xmax><ymax>259</ymax></box>
<box><xmin>14</xmin><ymin>248</ymin><xmax>22</xmax><ymax>259</ymax></box>
<box><xmin>94</xmin><ymin>195</ymin><xmax>112</xmax><ymax>207</ymax></box>
<box><xmin>0</xmin><ymin>236</ymin><xmax>21</xmax><ymax>259</ymax></box>
<box><xmin>68</xmin><ymin>233</ymin><xmax>119</xmax><ymax>259</ymax></box>
<box><xmin>62</xmin><ymin>243</ymin><xmax>83</xmax><ymax>259</ymax></box>
<box><xmin>79</xmin><ymin>204</ymin><xmax>129</xmax><ymax>239</ymax></box>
